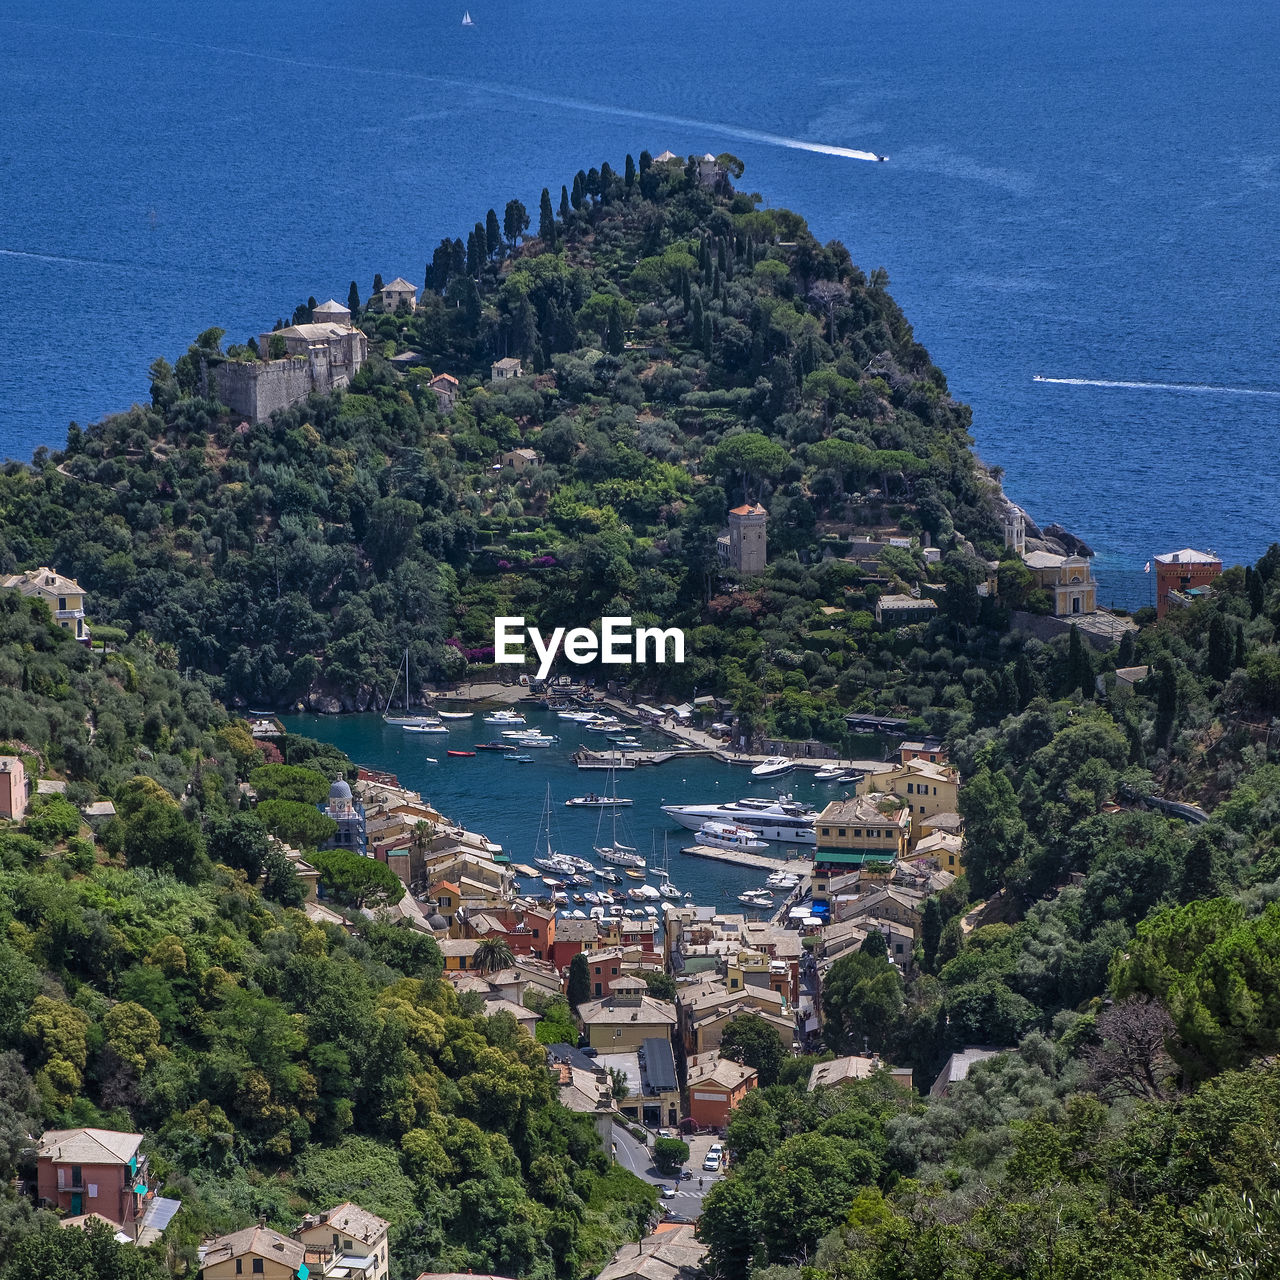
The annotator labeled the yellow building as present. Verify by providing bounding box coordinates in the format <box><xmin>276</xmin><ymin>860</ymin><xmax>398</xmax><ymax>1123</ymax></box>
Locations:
<box><xmin>198</xmin><ymin>1225</ymin><xmax>304</xmax><ymax>1279</ymax></box>
<box><xmin>293</xmin><ymin>1204</ymin><xmax>390</xmax><ymax>1280</ymax></box>
<box><xmin>813</xmin><ymin>795</ymin><xmax>910</xmax><ymax>891</ymax></box>
<box><xmin>861</xmin><ymin>759</ymin><xmax>960</xmax><ymax>843</ymax></box>
<box><xmin>907</xmin><ymin>830</ymin><xmax>965</xmax><ymax>875</ymax></box>
<box><xmin>577</xmin><ymin>982</ymin><xmax>677</xmax><ymax>1051</ymax></box>
<box><xmin>1023</xmin><ymin>551</ymin><xmax>1097</xmax><ymax>617</ymax></box>
<box><xmin>3</xmin><ymin>566</ymin><xmax>89</xmax><ymax>642</ymax></box>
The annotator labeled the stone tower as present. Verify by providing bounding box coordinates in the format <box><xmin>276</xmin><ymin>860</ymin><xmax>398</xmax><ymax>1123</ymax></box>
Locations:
<box><xmin>1003</xmin><ymin>507</ymin><xmax>1026</xmax><ymax>557</ymax></box>
<box><xmin>728</xmin><ymin>503</ymin><xmax>768</xmax><ymax>574</ymax></box>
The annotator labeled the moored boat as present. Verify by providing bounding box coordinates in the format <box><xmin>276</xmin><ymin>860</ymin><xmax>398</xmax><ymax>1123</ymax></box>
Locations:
<box><xmin>446</xmin><ymin>749</ymin><xmax>476</xmax><ymax>757</ymax></box>
<box><xmin>750</xmin><ymin>755</ymin><xmax>795</xmax><ymax>779</ymax></box>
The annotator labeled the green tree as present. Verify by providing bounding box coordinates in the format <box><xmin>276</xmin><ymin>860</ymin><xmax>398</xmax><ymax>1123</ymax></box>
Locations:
<box><xmin>538</xmin><ymin>187</ymin><xmax>556</xmax><ymax>248</ymax></box>
<box><xmin>310</xmin><ymin>847</ymin><xmax>405</xmax><ymax>908</ymax></box>
<box><xmin>822</xmin><ymin>949</ymin><xmax>903</xmax><ymax>1056</ymax></box>
<box><xmin>249</xmin><ymin>763</ymin><xmax>331</xmax><ymax>805</ymax></box>
<box><xmin>255</xmin><ymin>798</ymin><xmax>338</xmax><ymax>850</ymax></box>
<box><xmin>567</xmin><ymin>953</ymin><xmax>591</xmax><ymax>1010</ymax></box>
<box><xmin>503</xmin><ymin>199</ymin><xmax>530</xmax><ymax>250</ymax></box>
<box><xmin>347</xmin><ymin>280</ymin><xmax>360</xmax><ymax>317</ymax></box>
<box><xmin>653</xmin><ymin>1136</ymin><xmax>690</xmax><ymax>1174</ymax></box>
<box><xmin>1206</xmin><ymin>612</ymin><xmax>1233</xmax><ymax>681</ymax></box>
<box><xmin>473</xmin><ymin>937</ymin><xmax>516</xmax><ymax>975</ymax></box>
<box><xmin>719</xmin><ymin>1012</ymin><xmax>786</xmax><ymax>1086</ymax></box>
<box><xmin>207</xmin><ymin>811</ymin><xmax>270</xmax><ymax>880</ymax></box>
<box><xmin>486</xmin><ymin>207</ymin><xmax>503</xmax><ymax>259</ymax></box>
<box><xmin>2</xmin><ymin>1217</ymin><xmax>169</xmax><ymax>1280</ymax></box>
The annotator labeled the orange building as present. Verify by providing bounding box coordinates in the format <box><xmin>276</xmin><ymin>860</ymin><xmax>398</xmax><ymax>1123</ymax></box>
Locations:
<box><xmin>685</xmin><ymin>1054</ymin><xmax>757</xmax><ymax>1128</ymax></box>
<box><xmin>1154</xmin><ymin>548</ymin><xmax>1222</xmax><ymax>619</ymax></box>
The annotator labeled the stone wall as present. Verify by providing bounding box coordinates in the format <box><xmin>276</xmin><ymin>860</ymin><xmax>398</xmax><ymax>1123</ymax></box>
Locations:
<box><xmin>214</xmin><ymin>358</ymin><xmax>317</xmax><ymax>423</ymax></box>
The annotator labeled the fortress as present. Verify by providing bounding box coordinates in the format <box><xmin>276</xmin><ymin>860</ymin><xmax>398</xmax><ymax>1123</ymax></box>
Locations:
<box><xmin>213</xmin><ymin>312</ymin><xmax>368</xmax><ymax>423</ymax></box>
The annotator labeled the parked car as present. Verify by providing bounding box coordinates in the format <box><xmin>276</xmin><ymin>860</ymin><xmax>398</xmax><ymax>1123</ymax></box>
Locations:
<box><xmin>708</xmin><ymin>1142</ymin><xmax>724</xmax><ymax>1156</ymax></box>
<box><xmin>659</xmin><ymin>1185</ymin><xmax>677</xmax><ymax>1199</ymax></box>
<box><xmin>702</xmin><ymin>1153</ymin><xmax>721</xmax><ymax>1172</ymax></box>
<box><xmin>663</xmin><ymin>1211</ymin><xmax>695</xmax><ymax>1225</ymax></box>
<box><xmin>581</xmin><ymin>1047</ymin><xmax>598</xmax><ymax>1058</ymax></box>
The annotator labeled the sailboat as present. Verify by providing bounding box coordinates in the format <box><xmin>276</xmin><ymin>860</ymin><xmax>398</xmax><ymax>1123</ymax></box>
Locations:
<box><xmin>461</xmin><ymin>9</ymin><xmax>474</xmax><ymax>24</ymax></box>
<box><xmin>533</xmin><ymin>784</ymin><xmax>561</xmax><ymax>876</ymax></box>
<box><xmin>594</xmin><ymin>770</ymin><xmax>644</xmax><ymax>867</ymax></box>
<box><xmin>654</xmin><ymin>835</ymin><xmax>683</xmax><ymax>899</ymax></box>
<box><xmin>383</xmin><ymin>648</ymin><xmax>436</xmax><ymax>727</ymax></box>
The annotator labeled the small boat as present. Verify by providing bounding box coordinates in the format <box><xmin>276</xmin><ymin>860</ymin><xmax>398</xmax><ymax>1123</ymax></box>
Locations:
<box><xmin>438</xmin><ymin>710</ymin><xmax>474</xmax><ymax>720</ymax></box>
<box><xmin>566</xmin><ymin>793</ymin><xmax>633</xmax><ymax>808</ymax></box>
<box><xmin>597</xmin><ymin>868</ymin><xmax>620</xmax><ymax>883</ymax></box>
<box><xmin>624</xmin><ymin>867</ymin><xmax>646</xmax><ymax>881</ymax></box>
<box><xmin>572</xmin><ymin>894</ymin><xmax>585</xmax><ymax>905</ymax></box>
<box><xmin>542</xmin><ymin>876</ymin><xmax>564</xmax><ymax>888</ymax></box>
<box><xmin>515</xmin><ymin>737</ymin><xmax>555</xmax><ymax>748</ymax></box>
<box><xmin>813</xmin><ymin>764</ymin><xmax>848</xmax><ymax>781</ymax></box>
<box><xmin>643</xmin><ymin>905</ymin><xmax>658</xmax><ymax>917</ymax></box>
<box><xmin>751</xmin><ymin>756</ymin><xmax>795</xmax><ymax>779</ymax></box>
<box><xmin>462</xmin><ymin>9</ymin><xmax>474</xmax><ymax>23</ymax></box>
<box><xmin>446</xmin><ymin>749</ymin><xmax>476</xmax><ymax>757</ymax></box>
<box><xmin>609</xmin><ymin>738</ymin><xmax>643</xmax><ymax>750</ymax></box>
<box><xmin>875</xmin><ymin>154</ymin><xmax>887</xmax><ymax>162</ymax></box>
<box><xmin>475</xmin><ymin>740</ymin><xmax>518</xmax><ymax>752</ymax></box>
<box><xmin>426</xmin><ymin>757</ymin><xmax>438</xmax><ymax>764</ymax></box>
<box><xmin>506</xmin><ymin>753</ymin><xmax>533</xmax><ymax>763</ymax></box>
<box><xmin>693</xmin><ymin>821</ymin><xmax>771</xmax><ymax>852</ymax></box>
<box><xmin>403</xmin><ymin>722</ymin><xmax>448</xmax><ymax>734</ymax></box>
<box><xmin>738</xmin><ymin>889</ymin><xmax>773</xmax><ymax>906</ymax></box>
<box><xmin>1032</xmin><ymin>373</ymin><xmax>1046</xmax><ymax>382</ymax></box>
<box><xmin>484</xmin><ymin>709</ymin><xmax>526</xmax><ymax>726</ymax></box>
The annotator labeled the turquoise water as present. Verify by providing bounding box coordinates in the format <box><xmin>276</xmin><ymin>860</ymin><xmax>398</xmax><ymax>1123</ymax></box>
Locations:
<box><xmin>278</xmin><ymin>709</ymin><xmax>830</xmax><ymax>912</ymax></box>
<box><xmin>2</xmin><ymin>0</ymin><xmax>1278</xmax><ymax>605</ymax></box>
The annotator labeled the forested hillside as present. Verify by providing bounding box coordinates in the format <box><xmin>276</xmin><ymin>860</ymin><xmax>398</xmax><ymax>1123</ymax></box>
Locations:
<box><xmin>0</xmin><ymin>151</ymin><xmax>997</xmax><ymax>718</ymax></box>
<box><xmin>0</xmin><ymin>604</ymin><xmax>653</xmax><ymax>1279</ymax></box>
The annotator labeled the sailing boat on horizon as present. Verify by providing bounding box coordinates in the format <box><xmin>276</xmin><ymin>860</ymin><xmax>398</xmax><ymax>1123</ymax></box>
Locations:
<box><xmin>461</xmin><ymin>9</ymin><xmax>474</xmax><ymax>24</ymax></box>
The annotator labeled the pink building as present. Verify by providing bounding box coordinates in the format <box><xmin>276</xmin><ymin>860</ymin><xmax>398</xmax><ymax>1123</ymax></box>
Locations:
<box><xmin>0</xmin><ymin>756</ymin><xmax>27</xmax><ymax>823</ymax></box>
<box><xmin>37</xmin><ymin>1128</ymin><xmax>147</xmax><ymax>1234</ymax></box>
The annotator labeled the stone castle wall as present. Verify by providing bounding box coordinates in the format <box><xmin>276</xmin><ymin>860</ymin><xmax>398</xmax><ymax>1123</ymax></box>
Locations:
<box><xmin>214</xmin><ymin>358</ymin><xmax>317</xmax><ymax>423</ymax></box>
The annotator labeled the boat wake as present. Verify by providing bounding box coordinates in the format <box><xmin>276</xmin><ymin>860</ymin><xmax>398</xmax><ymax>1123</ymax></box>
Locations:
<box><xmin>1033</xmin><ymin>375</ymin><xmax>1280</xmax><ymax>399</ymax></box>
<box><xmin>0</xmin><ymin>247</ymin><xmax>125</xmax><ymax>270</ymax></box>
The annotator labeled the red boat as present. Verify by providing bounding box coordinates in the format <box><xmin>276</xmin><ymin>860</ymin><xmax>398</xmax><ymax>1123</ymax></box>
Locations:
<box><xmin>446</xmin><ymin>749</ymin><xmax>476</xmax><ymax>757</ymax></box>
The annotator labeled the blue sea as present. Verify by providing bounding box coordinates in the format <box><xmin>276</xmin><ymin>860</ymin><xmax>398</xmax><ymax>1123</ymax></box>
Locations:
<box><xmin>1</xmin><ymin>0</ymin><xmax>1277</xmax><ymax>606</ymax></box>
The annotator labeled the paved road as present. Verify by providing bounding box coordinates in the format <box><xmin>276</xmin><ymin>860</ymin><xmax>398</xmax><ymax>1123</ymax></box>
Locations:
<box><xmin>611</xmin><ymin>1126</ymin><xmax>724</xmax><ymax>1217</ymax></box>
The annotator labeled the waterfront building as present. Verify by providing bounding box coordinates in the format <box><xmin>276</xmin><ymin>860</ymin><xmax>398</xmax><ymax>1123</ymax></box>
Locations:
<box><xmin>812</xmin><ymin>796</ymin><xmax>910</xmax><ymax>889</ymax></box>
<box><xmin>1154</xmin><ymin>547</ymin><xmax>1222</xmax><ymax>618</ymax></box>
<box><xmin>1002</xmin><ymin>507</ymin><xmax>1027</xmax><ymax>557</ymax></box>
<box><xmin>3</xmin><ymin>565</ymin><xmax>90</xmax><ymax>642</ymax></box>
<box><xmin>860</xmin><ymin>759</ymin><xmax>960</xmax><ymax>843</ymax></box>
<box><xmin>1023</xmin><ymin>551</ymin><xmax>1097</xmax><ymax>617</ymax></box>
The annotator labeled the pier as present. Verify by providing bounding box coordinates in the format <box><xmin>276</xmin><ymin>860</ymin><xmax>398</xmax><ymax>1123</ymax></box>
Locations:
<box><xmin>679</xmin><ymin>843</ymin><xmax>813</xmax><ymax>873</ymax></box>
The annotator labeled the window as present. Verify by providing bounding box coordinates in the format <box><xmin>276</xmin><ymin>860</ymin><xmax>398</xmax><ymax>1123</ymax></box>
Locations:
<box><xmin>71</xmin><ymin>1166</ymin><xmax>82</xmax><ymax>1187</ymax></box>
<box><xmin>820</xmin><ymin>827</ymin><xmax>830</xmax><ymax>837</ymax></box>
<box><xmin>906</xmin><ymin>783</ymin><xmax>914</xmax><ymax>794</ymax></box>
<box><xmin>234</xmin><ymin>1262</ymin><xmax>242</xmax><ymax>1276</ymax></box>
<box><xmin>837</xmin><ymin>828</ymin><xmax>846</xmax><ymax>837</ymax></box>
<box><xmin>853</xmin><ymin>828</ymin><xmax>862</xmax><ymax>837</ymax></box>
<box><xmin>611</xmin><ymin>967</ymin><xmax>618</xmax><ymax>975</ymax></box>
<box><xmin>58</xmin><ymin>597</ymin><xmax>66</xmax><ymax>610</ymax></box>
<box><xmin>253</xmin><ymin>1262</ymin><xmax>264</xmax><ymax>1275</ymax></box>
<box><xmin>88</xmin><ymin>1184</ymin><xmax>98</xmax><ymax>1198</ymax></box>
<box><xmin>895</xmin><ymin>943</ymin><xmax>904</xmax><ymax>954</ymax></box>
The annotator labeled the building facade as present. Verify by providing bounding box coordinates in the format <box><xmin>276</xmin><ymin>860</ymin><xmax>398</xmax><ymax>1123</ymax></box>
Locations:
<box><xmin>319</xmin><ymin>778</ymin><xmax>367</xmax><ymax>857</ymax></box>
<box><xmin>720</xmin><ymin>503</ymin><xmax>768</xmax><ymax>574</ymax></box>
<box><xmin>381</xmin><ymin>277</ymin><xmax>418</xmax><ymax>313</ymax></box>
<box><xmin>813</xmin><ymin>796</ymin><xmax>910</xmax><ymax>887</ymax></box>
<box><xmin>1023</xmin><ymin>551</ymin><xmax>1097</xmax><ymax>617</ymax></box>
<box><xmin>0</xmin><ymin>756</ymin><xmax>28</xmax><ymax>823</ymax></box>
<box><xmin>1154</xmin><ymin>548</ymin><xmax>1222</xmax><ymax>619</ymax></box>
<box><xmin>36</xmin><ymin>1128</ymin><xmax>146</xmax><ymax>1234</ymax></box>
<box><xmin>3</xmin><ymin>566</ymin><xmax>90</xmax><ymax>642</ymax></box>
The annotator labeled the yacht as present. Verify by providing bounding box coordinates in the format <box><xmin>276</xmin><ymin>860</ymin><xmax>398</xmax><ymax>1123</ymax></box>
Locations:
<box><xmin>506</xmin><ymin>754</ymin><xmax>534</xmax><ymax>763</ymax></box>
<box><xmin>609</xmin><ymin>736</ymin><xmax>643</xmax><ymax>749</ymax></box>
<box><xmin>751</xmin><ymin>756</ymin><xmax>795</xmax><ymax>780</ymax></box>
<box><xmin>382</xmin><ymin>648</ymin><xmax>435</xmax><ymax>725</ymax></box>
<box><xmin>694</xmin><ymin>821</ymin><xmax>771</xmax><ymax>852</ymax></box>
<box><xmin>566</xmin><ymin>793</ymin><xmax>633</xmax><ymax>808</ymax></box>
<box><xmin>737</xmin><ymin>889</ymin><xmax>773</xmax><ymax>907</ymax></box>
<box><xmin>515</xmin><ymin>735</ymin><xmax>556</xmax><ymax>748</ymax></box>
<box><xmin>623</xmin><ymin>867</ymin><xmax>647</xmax><ymax>880</ymax></box>
<box><xmin>558</xmin><ymin>708</ymin><xmax>604</xmax><ymax>721</ymax></box>
<box><xmin>813</xmin><ymin>764</ymin><xmax>850</xmax><ymax>781</ymax></box>
<box><xmin>583</xmin><ymin>718</ymin><xmax>624</xmax><ymax>732</ymax></box>
<box><xmin>662</xmin><ymin>795</ymin><xmax>817</xmax><ymax>844</ymax></box>
<box><xmin>593</xmin><ymin>769</ymin><xmax>643</xmax><ymax>864</ymax></box>
<box><xmin>484</xmin><ymin>709</ymin><xmax>527</xmax><ymax>726</ymax></box>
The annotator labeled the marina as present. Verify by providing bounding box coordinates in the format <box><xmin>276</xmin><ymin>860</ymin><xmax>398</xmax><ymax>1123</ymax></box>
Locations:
<box><xmin>679</xmin><ymin>843</ymin><xmax>811</xmax><ymax>874</ymax></box>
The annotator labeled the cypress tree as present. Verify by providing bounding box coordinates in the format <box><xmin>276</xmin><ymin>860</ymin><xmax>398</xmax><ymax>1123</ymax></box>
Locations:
<box><xmin>1064</xmin><ymin>624</ymin><xmax>1093</xmax><ymax>696</ymax></box>
<box><xmin>486</xmin><ymin>208</ymin><xmax>502</xmax><ymax>259</ymax></box>
<box><xmin>1207</xmin><ymin>613</ymin><xmax>1233</xmax><ymax>680</ymax></box>
<box><xmin>690</xmin><ymin>291</ymin><xmax>703</xmax><ymax>344</ymax></box>
<box><xmin>347</xmin><ymin>281</ymin><xmax>360</xmax><ymax>317</ymax></box>
<box><xmin>681</xmin><ymin>271</ymin><xmax>692</xmax><ymax>313</ymax></box>
<box><xmin>466</xmin><ymin>230</ymin><xmax>481</xmax><ymax>278</ymax></box>
<box><xmin>539</xmin><ymin>188</ymin><xmax>556</xmax><ymax>247</ymax></box>
<box><xmin>599</xmin><ymin>161</ymin><xmax>614</xmax><ymax>202</ymax></box>
<box><xmin>451</xmin><ymin>239</ymin><xmax>466</xmax><ymax>279</ymax></box>
<box><xmin>474</xmin><ymin>221</ymin><xmax>488</xmax><ymax>271</ymax></box>
<box><xmin>571</xmin><ymin>172</ymin><xmax>585</xmax><ymax>211</ymax></box>
<box><xmin>1014</xmin><ymin>650</ymin><xmax>1041</xmax><ymax>707</ymax></box>
<box><xmin>607</xmin><ymin>301</ymin><xmax>625</xmax><ymax>355</ymax></box>
<box><xmin>639</xmin><ymin>149</ymin><xmax>652</xmax><ymax>173</ymax></box>
<box><xmin>1118</xmin><ymin>629</ymin><xmax>1136</xmax><ymax>667</ymax></box>
<box><xmin>712</xmin><ymin>264</ymin><xmax>721</xmax><ymax>299</ymax></box>
<box><xmin>717</xmin><ymin>238</ymin><xmax>728</xmax><ymax>273</ymax></box>
<box><xmin>1235</xmin><ymin>624</ymin><xmax>1247</xmax><ymax>671</ymax></box>
<box><xmin>625</xmin><ymin>153</ymin><xmax>636</xmax><ymax>188</ymax></box>
<box><xmin>559</xmin><ymin>185</ymin><xmax>570</xmax><ymax>222</ymax></box>
<box><xmin>373</xmin><ymin>272</ymin><xmax>384</xmax><ymax>296</ymax></box>
<box><xmin>702</xmin><ymin>311</ymin><xmax>713</xmax><ymax>357</ymax></box>
<box><xmin>921</xmin><ymin>897</ymin><xmax>942</xmax><ymax>972</ymax></box>
<box><xmin>306</xmin><ymin>295</ymin><xmax>317</xmax><ymax>321</ymax></box>
<box><xmin>1247</xmin><ymin>564</ymin><xmax>1265</xmax><ymax>617</ymax></box>
<box><xmin>1154</xmin><ymin>659</ymin><xmax>1178</xmax><ymax>747</ymax></box>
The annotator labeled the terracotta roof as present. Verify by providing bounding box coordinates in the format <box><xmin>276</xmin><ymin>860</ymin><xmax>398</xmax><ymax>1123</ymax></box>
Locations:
<box><xmin>429</xmin><ymin>373</ymin><xmax>459</xmax><ymax>387</ymax></box>
<box><xmin>729</xmin><ymin>503</ymin><xmax>767</xmax><ymax>516</ymax></box>
<box><xmin>1154</xmin><ymin>548</ymin><xmax>1219</xmax><ymax>565</ymax></box>
<box><xmin>687</xmin><ymin>1055</ymin><xmax>756</xmax><ymax>1090</ymax></box>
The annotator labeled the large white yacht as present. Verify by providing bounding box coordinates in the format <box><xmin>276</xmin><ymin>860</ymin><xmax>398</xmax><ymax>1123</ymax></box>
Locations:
<box><xmin>662</xmin><ymin>795</ymin><xmax>816</xmax><ymax>844</ymax></box>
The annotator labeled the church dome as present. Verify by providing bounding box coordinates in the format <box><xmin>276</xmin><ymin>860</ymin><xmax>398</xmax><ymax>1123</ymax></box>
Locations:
<box><xmin>329</xmin><ymin>778</ymin><xmax>353</xmax><ymax>802</ymax></box>
<box><xmin>426</xmin><ymin>911</ymin><xmax>448</xmax><ymax>931</ymax></box>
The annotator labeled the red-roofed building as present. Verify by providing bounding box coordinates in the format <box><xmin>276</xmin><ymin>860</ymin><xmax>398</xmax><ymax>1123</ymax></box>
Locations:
<box><xmin>717</xmin><ymin>503</ymin><xmax>767</xmax><ymax>574</ymax></box>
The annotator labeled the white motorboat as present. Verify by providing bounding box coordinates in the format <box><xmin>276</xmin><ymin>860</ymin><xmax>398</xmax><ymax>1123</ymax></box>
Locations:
<box><xmin>694</xmin><ymin>821</ymin><xmax>771</xmax><ymax>852</ymax></box>
<box><xmin>663</xmin><ymin>796</ymin><xmax>817</xmax><ymax>844</ymax></box>
<box><xmin>566</xmin><ymin>793</ymin><xmax>634</xmax><ymax>808</ymax></box>
<box><xmin>558</xmin><ymin>708</ymin><xmax>603</xmax><ymax>721</ymax></box>
<box><xmin>403</xmin><ymin>722</ymin><xmax>448</xmax><ymax>735</ymax></box>
<box><xmin>751</xmin><ymin>755</ymin><xmax>795</xmax><ymax>779</ymax></box>
<box><xmin>583</xmin><ymin>718</ymin><xmax>623</xmax><ymax>732</ymax></box>
<box><xmin>437</xmin><ymin>710</ymin><xmax>474</xmax><ymax>720</ymax></box>
<box><xmin>484</xmin><ymin>709</ymin><xmax>527</xmax><ymax>726</ymax></box>
<box><xmin>737</xmin><ymin>890</ymin><xmax>773</xmax><ymax>907</ymax></box>
<box><xmin>597</xmin><ymin>868</ymin><xmax>620</xmax><ymax>883</ymax></box>
<box><xmin>812</xmin><ymin>764</ymin><xmax>849</xmax><ymax>781</ymax></box>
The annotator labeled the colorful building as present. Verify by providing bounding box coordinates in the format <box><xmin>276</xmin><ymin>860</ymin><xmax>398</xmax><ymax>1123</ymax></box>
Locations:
<box><xmin>0</xmin><ymin>756</ymin><xmax>28</xmax><ymax>823</ymax></box>
<box><xmin>3</xmin><ymin>566</ymin><xmax>90</xmax><ymax>642</ymax></box>
<box><xmin>36</xmin><ymin>1128</ymin><xmax>147</xmax><ymax>1235</ymax></box>
<box><xmin>813</xmin><ymin>796</ymin><xmax>910</xmax><ymax>890</ymax></box>
<box><xmin>1154</xmin><ymin>548</ymin><xmax>1222</xmax><ymax>619</ymax></box>
<box><xmin>686</xmin><ymin>1054</ymin><xmax>757</xmax><ymax>1128</ymax></box>
<box><xmin>1023</xmin><ymin>551</ymin><xmax>1097</xmax><ymax>617</ymax></box>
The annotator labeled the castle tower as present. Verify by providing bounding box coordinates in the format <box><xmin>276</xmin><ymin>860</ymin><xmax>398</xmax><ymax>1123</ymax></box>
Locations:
<box><xmin>728</xmin><ymin>503</ymin><xmax>768</xmax><ymax>574</ymax></box>
<box><xmin>1003</xmin><ymin>508</ymin><xmax>1026</xmax><ymax>557</ymax></box>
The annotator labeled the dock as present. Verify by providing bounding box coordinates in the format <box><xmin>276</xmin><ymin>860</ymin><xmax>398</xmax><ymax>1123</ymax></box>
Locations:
<box><xmin>573</xmin><ymin>747</ymin><xmax>712</xmax><ymax>769</ymax></box>
<box><xmin>679</xmin><ymin>843</ymin><xmax>813</xmax><ymax>873</ymax></box>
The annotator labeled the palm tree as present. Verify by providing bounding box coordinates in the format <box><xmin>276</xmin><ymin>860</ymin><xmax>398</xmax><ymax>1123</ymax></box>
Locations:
<box><xmin>473</xmin><ymin>937</ymin><xmax>515</xmax><ymax>975</ymax></box>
